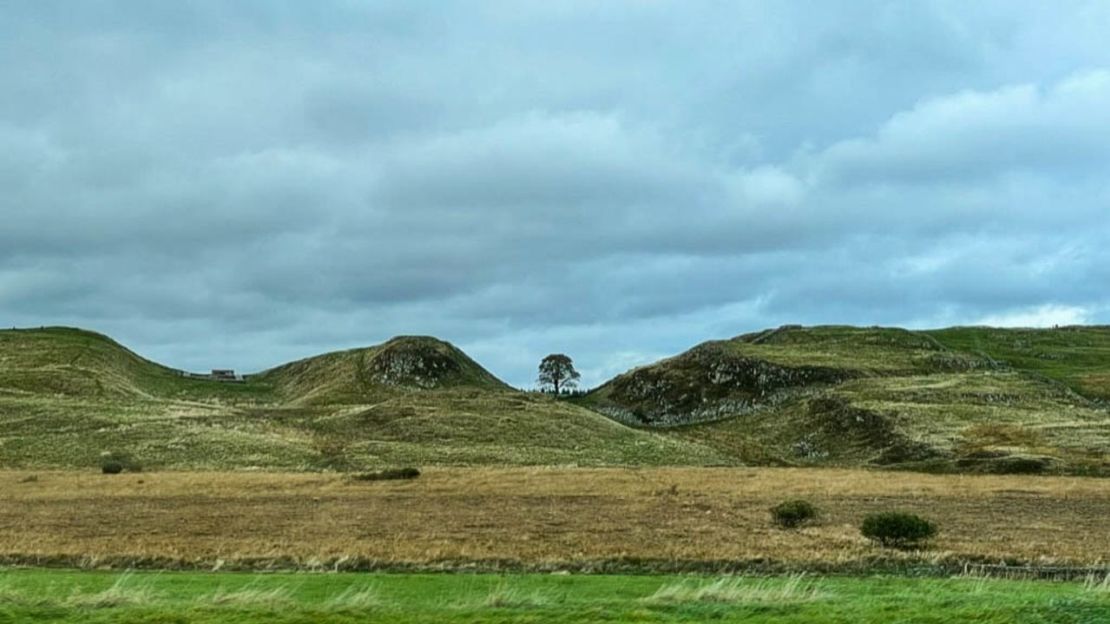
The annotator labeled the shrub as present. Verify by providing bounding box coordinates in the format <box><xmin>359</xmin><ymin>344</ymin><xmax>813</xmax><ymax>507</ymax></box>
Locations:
<box><xmin>860</xmin><ymin>512</ymin><xmax>937</xmax><ymax>548</ymax></box>
<box><xmin>771</xmin><ymin>500</ymin><xmax>818</xmax><ymax>528</ymax></box>
<box><xmin>99</xmin><ymin>451</ymin><xmax>140</xmax><ymax>474</ymax></box>
<box><xmin>351</xmin><ymin>467</ymin><xmax>421</xmax><ymax>482</ymax></box>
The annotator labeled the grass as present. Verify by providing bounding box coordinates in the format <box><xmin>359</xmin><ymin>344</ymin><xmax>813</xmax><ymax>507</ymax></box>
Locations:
<box><xmin>1084</xmin><ymin>574</ymin><xmax>1110</xmax><ymax>594</ymax></box>
<box><xmin>62</xmin><ymin>573</ymin><xmax>159</xmax><ymax>608</ymax></box>
<box><xmin>643</xmin><ymin>574</ymin><xmax>826</xmax><ymax>605</ymax></box>
<box><xmin>0</xmin><ymin>570</ymin><xmax>1105</xmax><ymax>623</ymax></box>
<box><xmin>1</xmin><ymin>467</ymin><xmax>1108</xmax><ymax>571</ymax></box>
<box><xmin>928</xmin><ymin>326</ymin><xmax>1110</xmax><ymax>400</ymax></box>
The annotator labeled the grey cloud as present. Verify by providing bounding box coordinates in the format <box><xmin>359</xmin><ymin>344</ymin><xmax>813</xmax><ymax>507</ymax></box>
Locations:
<box><xmin>2</xmin><ymin>1</ymin><xmax>1110</xmax><ymax>388</ymax></box>
<box><xmin>816</xmin><ymin>71</ymin><xmax>1110</xmax><ymax>186</ymax></box>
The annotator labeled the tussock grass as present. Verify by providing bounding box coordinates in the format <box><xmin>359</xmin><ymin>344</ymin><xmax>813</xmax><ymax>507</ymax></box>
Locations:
<box><xmin>479</xmin><ymin>582</ymin><xmax>553</xmax><ymax>609</ymax></box>
<box><xmin>644</xmin><ymin>574</ymin><xmax>827</xmax><ymax>605</ymax></box>
<box><xmin>0</xmin><ymin>581</ymin><xmax>59</xmax><ymax>608</ymax></box>
<box><xmin>1084</xmin><ymin>573</ymin><xmax>1110</xmax><ymax>594</ymax></box>
<box><xmin>200</xmin><ymin>586</ymin><xmax>294</xmax><ymax>608</ymax></box>
<box><xmin>324</xmin><ymin>584</ymin><xmax>387</xmax><ymax>609</ymax></box>
<box><xmin>64</xmin><ymin>573</ymin><xmax>160</xmax><ymax>608</ymax></box>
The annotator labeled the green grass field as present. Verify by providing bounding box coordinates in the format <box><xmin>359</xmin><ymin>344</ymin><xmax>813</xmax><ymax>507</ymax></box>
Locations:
<box><xmin>0</xmin><ymin>570</ymin><xmax>1106</xmax><ymax>624</ymax></box>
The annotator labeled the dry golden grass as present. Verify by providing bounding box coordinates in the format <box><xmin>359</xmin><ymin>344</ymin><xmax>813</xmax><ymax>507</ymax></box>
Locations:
<box><xmin>1</xmin><ymin>467</ymin><xmax>1107</xmax><ymax>570</ymax></box>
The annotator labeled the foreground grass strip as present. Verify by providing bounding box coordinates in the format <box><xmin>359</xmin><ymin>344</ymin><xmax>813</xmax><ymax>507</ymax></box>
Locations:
<box><xmin>0</xmin><ymin>570</ymin><xmax>1107</xmax><ymax>623</ymax></box>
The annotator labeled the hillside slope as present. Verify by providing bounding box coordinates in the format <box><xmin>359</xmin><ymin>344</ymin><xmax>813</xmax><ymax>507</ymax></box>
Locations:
<box><xmin>0</xmin><ymin>328</ymin><xmax>727</xmax><ymax>470</ymax></box>
<box><xmin>927</xmin><ymin>326</ymin><xmax>1110</xmax><ymax>401</ymax></box>
<box><xmin>0</xmin><ymin>327</ymin><xmax>274</xmax><ymax>402</ymax></box>
<box><xmin>582</xmin><ymin>326</ymin><xmax>1110</xmax><ymax>475</ymax></box>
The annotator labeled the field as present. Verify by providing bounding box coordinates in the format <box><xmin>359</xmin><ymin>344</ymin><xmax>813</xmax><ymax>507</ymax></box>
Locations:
<box><xmin>2</xmin><ymin>467</ymin><xmax>1108</xmax><ymax>571</ymax></box>
<box><xmin>1</xmin><ymin>569</ymin><xmax>1107</xmax><ymax>624</ymax></box>
<box><xmin>3</xmin><ymin>327</ymin><xmax>1110</xmax><ymax>620</ymax></box>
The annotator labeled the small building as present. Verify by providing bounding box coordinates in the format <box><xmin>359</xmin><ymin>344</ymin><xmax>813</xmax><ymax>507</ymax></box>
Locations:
<box><xmin>210</xmin><ymin>369</ymin><xmax>238</xmax><ymax>381</ymax></box>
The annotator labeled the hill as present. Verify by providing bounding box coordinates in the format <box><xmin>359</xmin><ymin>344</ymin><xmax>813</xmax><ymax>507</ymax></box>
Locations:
<box><xmin>581</xmin><ymin>325</ymin><xmax>1110</xmax><ymax>475</ymax></box>
<box><xmin>0</xmin><ymin>327</ymin><xmax>275</xmax><ymax>402</ymax></box>
<box><xmin>3</xmin><ymin>324</ymin><xmax>1108</xmax><ymax>475</ymax></box>
<box><xmin>0</xmin><ymin>327</ymin><xmax>726</xmax><ymax>470</ymax></box>
<box><xmin>256</xmin><ymin>335</ymin><xmax>510</xmax><ymax>405</ymax></box>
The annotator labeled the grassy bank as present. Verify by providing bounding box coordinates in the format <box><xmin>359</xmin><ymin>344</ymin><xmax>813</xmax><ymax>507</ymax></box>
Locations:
<box><xmin>0</xmin><ymin>570</ymin><xmax>1107</xmax><ymax>623</ymax></box>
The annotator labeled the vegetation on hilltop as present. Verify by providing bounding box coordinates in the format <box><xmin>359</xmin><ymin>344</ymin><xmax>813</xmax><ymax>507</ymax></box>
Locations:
<box><xmin>928</xmin><ymin>325</ymin><xmax>1110</xmax><ymax>401</ymax></box>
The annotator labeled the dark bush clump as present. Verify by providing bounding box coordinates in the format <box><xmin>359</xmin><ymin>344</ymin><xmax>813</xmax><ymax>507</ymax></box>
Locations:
<box><xmin>351</xmin><ymin>467</ymin><xmax>421</xmax><ymax>482</ymax></box>
<box><xmin>770</xmin><ymin>499</ymin><xmax>819</xmax><ymax>528</ymax></box>
<box><xmin>860</xmin><ymin>512</ymin><xmax>938</xmax><ymax>548</ymax></box>
<box><xmin>99</xmin><ymin>451</ymin><xmax>141</xmax><ymax>474</ymax></box>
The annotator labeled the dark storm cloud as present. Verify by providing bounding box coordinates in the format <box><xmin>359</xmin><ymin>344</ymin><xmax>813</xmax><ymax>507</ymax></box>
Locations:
<box><xmin>2</xmin><ymin>1</ymin><xmax>1110</xmax><ymax>387</ymax></box>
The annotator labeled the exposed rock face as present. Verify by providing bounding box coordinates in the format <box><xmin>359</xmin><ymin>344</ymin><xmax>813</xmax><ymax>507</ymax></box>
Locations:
<box><xmin>599</xmin><ymin>342</ymin><xmax>853</xmax><ymax>426</ymax></box>
<box><xmin>366</xmin><ymin>339</ymin><xmax>464</xmax><ymax>389</ymax></box>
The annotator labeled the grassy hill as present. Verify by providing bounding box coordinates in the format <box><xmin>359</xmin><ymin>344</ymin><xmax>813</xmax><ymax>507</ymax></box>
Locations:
<box><xmin>0</xmin><ymin>327</ymin><xmax>727</xmax><ymax>470</ymax></box>
<box><xmin>3</xmin><ymin>324</ymin><xmax>1109</xmax><ymax>475</ymax></box>
<box><xmin>581</xmin><ymin>325</ymin><xmax>1110</xmax><ymax>476</ymax></box>
<box><xmin>257</xmin><ymin>335</ymin><xmax>510</xmax><ymax>405</ymax></box>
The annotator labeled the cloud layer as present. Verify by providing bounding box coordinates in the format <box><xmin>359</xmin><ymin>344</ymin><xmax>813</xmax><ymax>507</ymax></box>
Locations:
<box><xmin>3</xmin><ymin>1</ymin><xmax>1110</xmax><ymax>386</ymax></box>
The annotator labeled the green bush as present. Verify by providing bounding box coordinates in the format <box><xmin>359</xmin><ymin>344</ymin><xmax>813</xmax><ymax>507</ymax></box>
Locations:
<box><xmin>99</xmin><ymin>451</ymin><xmax>141</xmax><ymax>474</ymax></box>
<box><xmin>770</xmin><ymin>500</ymin><xmax>819</xmax><ymax>528</ymax></box>
<box><xmin>860</xmin><ymin>512</ymin><xmax>937</xmax><ymax>548</ymax></box>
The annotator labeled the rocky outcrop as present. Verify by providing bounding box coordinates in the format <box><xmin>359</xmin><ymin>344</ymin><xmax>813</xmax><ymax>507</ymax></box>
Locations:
<box><xmin>596</xmin><ymin>342</ymin><xmax>853</xmax><ymax>426</ymax></box>
<box><xmin>365</xmin><ymin>339</ymin><xmax>465</xmax><ymax>389</ymax></box>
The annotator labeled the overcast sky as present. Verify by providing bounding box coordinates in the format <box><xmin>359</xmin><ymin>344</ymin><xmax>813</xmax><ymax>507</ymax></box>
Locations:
<box><xmin>3</xmin><ymin>1</ymin><xmax>1110</xmax><ymax>387</ymax></box>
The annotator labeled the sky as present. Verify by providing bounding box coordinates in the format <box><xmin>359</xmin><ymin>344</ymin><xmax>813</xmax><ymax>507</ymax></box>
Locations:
<box><xmin>3</xmin><ymin>1</ymin><xmax>1110</xmax><ymax>388</ymax></box>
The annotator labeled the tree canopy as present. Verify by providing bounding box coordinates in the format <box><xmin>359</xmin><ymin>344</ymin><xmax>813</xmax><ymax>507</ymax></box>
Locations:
<box><xmin>537</xmin><ymin>353</ymin><xmax>581</xmax><ymax>394</ymax></box>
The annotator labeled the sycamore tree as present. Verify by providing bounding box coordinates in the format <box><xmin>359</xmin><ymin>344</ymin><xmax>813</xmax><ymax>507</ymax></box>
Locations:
<box><xmin>537</xmin><ymin>353</ymin><xmax>581</xmax><ymax>394</ymax></box>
